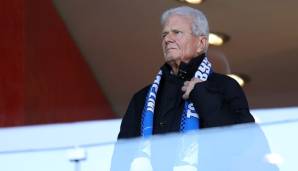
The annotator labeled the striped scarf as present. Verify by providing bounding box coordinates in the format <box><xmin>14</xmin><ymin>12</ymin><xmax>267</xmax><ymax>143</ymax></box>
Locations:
<box><xmin>141</xmin><ymin>56</ymin><xmax>212</xmax><ymax>137</ymax></box>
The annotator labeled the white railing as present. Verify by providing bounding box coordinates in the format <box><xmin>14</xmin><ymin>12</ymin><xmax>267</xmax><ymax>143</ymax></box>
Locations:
<box><xmin>0</xmin><ymin>107</ymin><xmax>298</xmax><ymax>171</ymax></box>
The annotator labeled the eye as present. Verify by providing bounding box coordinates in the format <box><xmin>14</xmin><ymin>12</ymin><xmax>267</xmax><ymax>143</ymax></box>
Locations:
<box><xmin>161</xmin><ymin>32</ymin><xmax>168</xmax><ymax>38</ymax></box>
<box><xmin>173</xmin><ymin>30</ymin><xmax>182</xmax><ymax>35</ymax></box>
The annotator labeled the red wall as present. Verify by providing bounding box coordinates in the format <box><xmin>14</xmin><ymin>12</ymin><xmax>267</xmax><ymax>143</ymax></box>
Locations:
<box><xmin>0</xmin><ymin>0</ymin><xmax>25</xmax><ymax>126</ymax></box>
<box><xmin>0</xmin><ymin>0</ymin><xmax>116</xmax><ymax>127</ymax></box>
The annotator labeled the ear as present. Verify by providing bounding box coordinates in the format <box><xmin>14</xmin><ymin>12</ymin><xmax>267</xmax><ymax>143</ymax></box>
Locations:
<box><xmin>196</xmin><ymin>36</ymin><xmax>208</xmax><ymax>53</ymax></box>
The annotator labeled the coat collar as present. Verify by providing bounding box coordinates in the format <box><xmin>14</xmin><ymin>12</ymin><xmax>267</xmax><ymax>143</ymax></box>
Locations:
<box><xmin>161</xmin><ymin>53</ymin><xmax>206</xmax><ymax>81</ymax></box>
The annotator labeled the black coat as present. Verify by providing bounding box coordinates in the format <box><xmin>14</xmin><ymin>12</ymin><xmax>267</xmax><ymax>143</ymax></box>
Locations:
<box><xmin>118</xmin><ymin>56</ymin><xmax>255</xmax><ymax>139</ymax></box>
<box><xmin>111</xmin><ymin>56</ymin><xmax>278</xmax><ymax>171</ymax></box>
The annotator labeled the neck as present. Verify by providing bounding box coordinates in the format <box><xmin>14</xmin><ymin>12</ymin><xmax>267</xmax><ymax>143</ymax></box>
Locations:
<box><xmin>168</xmin><ymin>53</ymin><xmax>205</xmax><ymax>75</ymax></box>
<box><xmin>168</xmin><ymin>60</ymin><xmax>181</xmax><ymax>75</ymax></box>
<box><xmin>166</xmin><ymin>53</ymin><xmax>206</xmax><ymax>79</ymax></box>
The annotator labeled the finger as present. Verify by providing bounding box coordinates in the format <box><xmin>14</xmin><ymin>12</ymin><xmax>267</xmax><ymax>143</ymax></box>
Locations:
<box><xmin>191</xmin><ymin>77</ymin><xmax>199</xmax><ymax>81</ymax></box>
<box><xmin>182</xmin><ymin>92</ymin><xmax>188</xmax><ymax>100</ymax></box>
<box><xmin>183</xmin><ymin>90</ymin><xmax>190</xmax><ymax>99</ymax></box>
<box><xmin>181</xmin><ymin>85</ymin><xmax>187</xmax><ymax>92</ymax></box>
<box><xmin>184</xmin><ymin>81</ymin><xmax>197</xmax><ymax>99</ymax></box>
<box><xmin>183</xmin><ymin>87</ymin><xmax>191</xmax><ymax>99</ymax></box>
<box><xmin>192</xmin><ymin>77</ymin><xmax>203</xmax><ymax>83</ymax></box>
<box><xmin>184</xmin><ymin>81</ymin><xmax>189</xmax><ymax>86</ymax></box>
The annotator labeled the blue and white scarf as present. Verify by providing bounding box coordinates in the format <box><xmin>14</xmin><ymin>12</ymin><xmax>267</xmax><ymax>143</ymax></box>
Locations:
<box><xmin>141</xmin><ymin>57</ymin><xmax>212</xmax><ymax>137</ymax></box>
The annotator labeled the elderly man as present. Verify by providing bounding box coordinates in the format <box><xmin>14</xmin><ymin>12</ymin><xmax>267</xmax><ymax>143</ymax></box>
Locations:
<box><xmin>118</xmin><ymin>6</ymin><xmax>255</xmax><ymax>139</ymax></box>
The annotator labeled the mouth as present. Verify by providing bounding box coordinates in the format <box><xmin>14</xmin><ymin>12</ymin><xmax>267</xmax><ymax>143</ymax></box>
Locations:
<box><xmin>166</xmin><ymin>47</ymin><xmax>177</xmax><ymax>52</ymax></box>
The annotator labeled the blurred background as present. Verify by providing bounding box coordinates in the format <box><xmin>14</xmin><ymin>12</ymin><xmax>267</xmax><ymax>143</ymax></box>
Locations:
<box><xmin>1</xmin><ymin>0</ymin><xmax>298</xmax><ymax>126</ymax></box>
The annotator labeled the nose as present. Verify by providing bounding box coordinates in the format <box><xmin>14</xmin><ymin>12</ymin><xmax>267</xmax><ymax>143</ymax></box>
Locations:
<box><xmin>163</xmin><ymin>33</ymin><xmax>175</xmax><ymax>45</ymax></box>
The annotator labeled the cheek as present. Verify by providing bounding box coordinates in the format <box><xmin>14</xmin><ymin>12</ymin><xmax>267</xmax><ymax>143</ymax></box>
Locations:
<box><xmin>161</xmin><ymin>41</ymin><xmax>166</xmax><ymax>51</ymax></box>
<box><xmin>177</xmin><ymin>41</ymin><xmax>186</xmax><ymax>53</ymax></box>
<box><xmin>187</xmin><ymin>42</ymin><xmax>197</xmax><ymax>53</ymax></box>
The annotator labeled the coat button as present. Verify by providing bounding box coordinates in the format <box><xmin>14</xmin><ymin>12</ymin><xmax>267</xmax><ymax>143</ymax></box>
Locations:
<box><xmin>159</xmin><ymin>121</ymin><xmax>166</xmax><ymax>127</ymax></box>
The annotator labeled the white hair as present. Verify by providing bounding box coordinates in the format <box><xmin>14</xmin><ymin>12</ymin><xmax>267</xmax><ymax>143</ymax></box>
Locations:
<box><xmin>161</xmin><ymin>6</ymin><xmax>209</xmax><ymax>37</ymax></box>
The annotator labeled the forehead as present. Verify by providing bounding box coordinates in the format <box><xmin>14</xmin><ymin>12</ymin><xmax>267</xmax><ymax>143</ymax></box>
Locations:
<box><xmin>162</xmin><ymin>15</ymin><xmax>193</xmax><ymax>31</ymax></box>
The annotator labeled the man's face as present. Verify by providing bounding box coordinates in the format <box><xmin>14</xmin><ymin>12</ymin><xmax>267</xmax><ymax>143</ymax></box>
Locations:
<box><xmin>162</xmin><ymin>15</ymin><xmax>202</xmax><ymax>65</ymax></box>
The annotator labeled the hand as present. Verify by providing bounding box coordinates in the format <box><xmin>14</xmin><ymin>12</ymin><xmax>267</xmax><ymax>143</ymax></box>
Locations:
<box><xmin>181</xmin><ymin>78</ymin><xmax>203</xmax><ymax>100</ymax></box>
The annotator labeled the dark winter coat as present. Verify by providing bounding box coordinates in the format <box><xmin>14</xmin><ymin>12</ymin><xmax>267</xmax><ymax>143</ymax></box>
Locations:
<box><xmin>118</xmin><ymin>55</ymin><xmax>255</xmax><ymax>139</ymax></box>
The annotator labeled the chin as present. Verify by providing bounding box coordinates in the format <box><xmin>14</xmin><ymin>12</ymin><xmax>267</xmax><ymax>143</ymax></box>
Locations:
<box><xmin>165</xmin><ymin>54</ymin><xmax>180</xmax><ymax>62</ymax></box>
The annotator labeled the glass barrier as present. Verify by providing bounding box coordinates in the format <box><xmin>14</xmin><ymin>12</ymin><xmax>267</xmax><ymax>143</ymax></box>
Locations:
<box><xmin>1</xmin><ymin>119</ymin><xmax>298</xmax><ymax>171</ymax></box>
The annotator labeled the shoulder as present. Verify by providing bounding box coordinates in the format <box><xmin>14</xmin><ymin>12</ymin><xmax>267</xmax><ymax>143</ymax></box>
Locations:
<box><xmin>208</xmin><ymin>72</ymin><xmax>241</xmax><ymax>88</ymax></box>
<box><xmin>128</xmin><ymin>84</ymin><xmax>152</xmax><ymax>107</ymax></box>
<box><xmin>124</xmin><ymin>85</ymin><xmax>151</xmax><ymax>114</ymax></box>
<box><xmin>209</xmin><ymin>72</ymin><xmax>237</xmax><ymax>83</ymax></box>
<box><xmin>132</xmin><ymin>85</ymin><xmax>151</xmax><ymax>100</ymax></box>
<box><xmin>200</xmin><ymin>72</ymin><xmax>244</xmax><ymax>96</ymax></box>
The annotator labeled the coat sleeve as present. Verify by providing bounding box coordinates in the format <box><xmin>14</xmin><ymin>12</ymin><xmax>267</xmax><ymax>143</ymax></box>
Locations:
<box><xmin>118</xmin><ymin>85</ymin><xmax>149</xmax><ymax>139</ymax></box>
<box><xmin>189</xmin><ymin>75</ymin><xmax>255</xmax><ymax>128</ymax></box>
<box><xmin>118</xmin><ymin>94</ymin><xmax>142</xmax><ymax>139</ymax></box>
